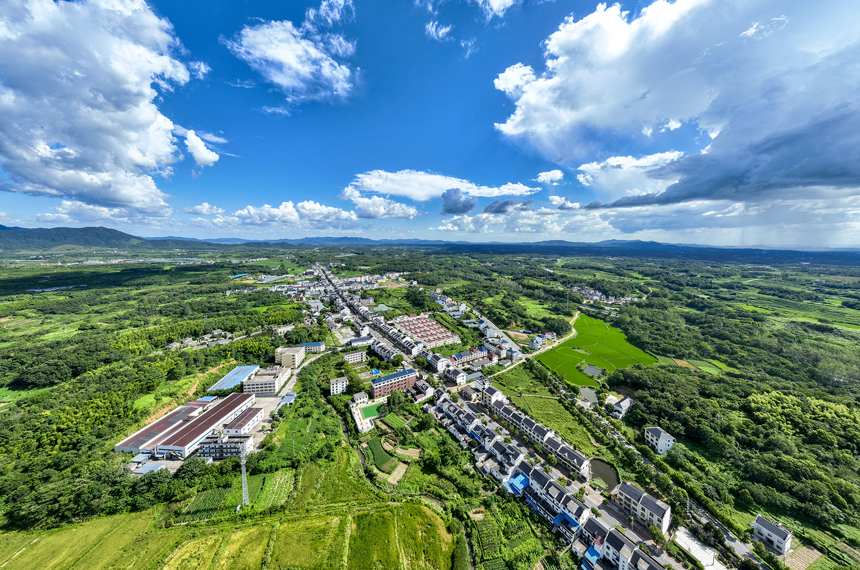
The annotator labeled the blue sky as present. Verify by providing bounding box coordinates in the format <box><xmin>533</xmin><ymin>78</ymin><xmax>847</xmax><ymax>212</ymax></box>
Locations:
<box><xmin>1</xmin><ymin>0</ymin><xmax>859</xmax><ymax>246</ymax></box>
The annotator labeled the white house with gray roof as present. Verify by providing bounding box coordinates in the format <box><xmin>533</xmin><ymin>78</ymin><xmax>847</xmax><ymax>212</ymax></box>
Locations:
<box><xmin>752</xmin><ymin>514</ymin><xmax>793</xmax><ymax>555</ymax></box>
<box><xmin>612</xmin><ymin>481</ymin><xmax>672</xmax><ymax>534</ymax></box>
<box><xmin>644</xmin><ymin>426</ymin><xmax>675</xmax><ymax>455</ymax></box>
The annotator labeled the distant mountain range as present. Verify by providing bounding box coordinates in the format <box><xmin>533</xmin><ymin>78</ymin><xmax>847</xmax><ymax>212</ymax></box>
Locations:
<box><xmin>0</xmin><ymin>226</ymin><xmax>858</xmax><ymax>264</ymax></box>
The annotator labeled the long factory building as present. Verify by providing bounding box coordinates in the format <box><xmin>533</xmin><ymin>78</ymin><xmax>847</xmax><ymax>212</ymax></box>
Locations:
<box><xmin>114</xmin><ymin>393</ymin><xmax>256</xmax><ymax>459</ymax></box>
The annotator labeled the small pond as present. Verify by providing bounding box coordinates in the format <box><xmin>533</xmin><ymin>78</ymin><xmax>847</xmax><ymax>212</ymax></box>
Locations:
<box><xmin>589</xmin><ymin>458</ymin><xmax>620</xmax><ymax>491</ymax></box>
<box><xmin>579</xmin><ymin>386</ymin><xmax>598</xmax><ymax>403</ymax></box>
<box><xmin>583</xmin><ymin>365</ymin><xmax>604</xmax><ymax>376</ymax></box>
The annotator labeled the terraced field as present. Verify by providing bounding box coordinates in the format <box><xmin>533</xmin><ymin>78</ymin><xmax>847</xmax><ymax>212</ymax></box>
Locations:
<box><xmin>537</xmin><ymin>315</ymin><xmax>657</xmax><ymax>386</ymax></box>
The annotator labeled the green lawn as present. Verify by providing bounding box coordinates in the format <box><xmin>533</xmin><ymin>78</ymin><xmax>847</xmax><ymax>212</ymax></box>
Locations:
<box><xmin>361</xmin><ymin>402</ymin><xmax>384</xmax><ymax>418</ymax></box>
<box><xmin>537</xmin><ymin>315</ymin><xmax>656</xmax><ymax>386</ymax></box>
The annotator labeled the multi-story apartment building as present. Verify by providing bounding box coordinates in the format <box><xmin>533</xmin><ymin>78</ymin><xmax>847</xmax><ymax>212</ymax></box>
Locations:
<box><xmin>330</xmin><ymin>376</ymin><xmax>349</xmax><ymax>395</ymax></box>
<box><xmin>343</xmin><ymin>350</ymin><xmax>366</xmax><ymax>364</ymax></box>
<box><xmin>370</xmin><ymin>368</ymin><xmax>418</xmax><ymax>399</ymax></box>
<box><xmin>612</xmin><ymin>482</ymin><xmax>672</xmax><ymax>534</ymax></box>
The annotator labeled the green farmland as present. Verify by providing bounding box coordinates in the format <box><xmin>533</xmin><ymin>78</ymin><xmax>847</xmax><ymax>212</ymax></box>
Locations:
<box><xmin>537</xmin><ymin>315</ymin><xmax>656</xmax><ymax>386</ymax></box>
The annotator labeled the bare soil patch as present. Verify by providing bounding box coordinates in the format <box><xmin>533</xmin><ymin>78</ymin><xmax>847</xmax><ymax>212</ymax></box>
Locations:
<box><xmin>785</xmin><ymin>545</ymin><xmax>822</xmax><ymax>570</ymax></box>
<box><xmin>389</xmin><ymin>462</ymin><xmax>408</xmax><ymax>486</ymax></box>
<box><xmin>673</xmin><ymin>359</ymin><xmax>697</xmax><ymax>369</ymax></box>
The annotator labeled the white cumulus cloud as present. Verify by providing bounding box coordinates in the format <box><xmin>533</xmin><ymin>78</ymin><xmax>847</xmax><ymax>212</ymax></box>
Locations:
<box><xmin>182</xmin><ymin>202</ymin><xmax>225</xmax><ymax>215</ymax></box>
<box><xmin>536</xmin><ymin>170</ymin><xmax>564</xmax><ymax>185</ymax></box>
<box><xmin>224</xmin><ymin>0</ymin><xmax>357</xmax><ymax>104</ymax></box>
<box><xmin>233</xmin><ymin>201</ymin><xmax>358</xmax><ymax>229</ymax></box>
<box><xmin>344</xmin><ymin>169</ymin><xmax>540</xmax><ymax>201</ymax></box>
<box><xmin>184</xmin><ymin>130</ymin><xmax>220</xmax><ymax>167</ymax></box>
<box><xmin>0</xmin><ymin>0</ymin><xmax>205</xmax><ymax>213</ymax></box>
<box><xmin>494</xmin><ymin>0</ymin><xmax>860</xmax><ymax>213</ymax></box>
<box><xmin>576</xmin><ymin>152</ymin><xmax>683</xmax><ymax>201</ymax></box>
<box><xmin>339</xmin><ymin>187</ymin><xmax>420</xmax><ymax>219</ymax></box>
<box><xmin>477</xmin><ymin>0</ymin><xmax>518</xmax><ymax>19</ymax></box>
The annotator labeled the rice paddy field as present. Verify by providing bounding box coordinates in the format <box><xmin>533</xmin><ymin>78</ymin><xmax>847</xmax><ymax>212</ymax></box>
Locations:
<box><xmin>536</xmin><ymin>315</ymin><xmax>657</xmax><ymax>386</ymax></box>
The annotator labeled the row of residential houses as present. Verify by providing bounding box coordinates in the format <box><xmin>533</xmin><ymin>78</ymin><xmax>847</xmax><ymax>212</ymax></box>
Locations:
<box><xmin>428</xmin><ymin>382</ymin><xmax>674</xmax><ymax>569</ymax></box>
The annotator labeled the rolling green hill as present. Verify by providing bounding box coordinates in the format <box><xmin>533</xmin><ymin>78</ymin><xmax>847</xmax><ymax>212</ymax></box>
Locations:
<box><xmin>0</xmin><ymin>226</ymin><xmax>148</xmax><ymax>251</ymax></box>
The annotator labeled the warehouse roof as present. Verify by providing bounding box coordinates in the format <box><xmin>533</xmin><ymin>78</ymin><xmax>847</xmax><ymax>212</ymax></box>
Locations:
<box><xmin>208</xmin><ymin>365</ymin><xmax>260</xmax><ymax>391</ymax></box>
<box><xmin>134</xmin><ymin>462</ymin><xmax>166</xmax><ymax>475</ymax></box>
<box><xmin>226</xmin><ymin>407</ymin><xmax>263</xmax><ymax>432</ymax></box>
<box><xmin>160</xmin><ymin>393</ymin><xmax>254</xmax><ymax>449</ymax></box>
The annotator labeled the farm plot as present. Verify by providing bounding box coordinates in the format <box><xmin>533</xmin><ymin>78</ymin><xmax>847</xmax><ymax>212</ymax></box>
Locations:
<box><xmin>175</xmin><ymin>487</ymin><xmax>230</xmax><ymax>523</ymax></box>
<box><xmin>67</xmin><ymin>510</ymin><xmax>157</xmax><ymax>570</ymax></box>
<box><xmin>537</xmin><ymin>315</ymin><xmax>656</xmax><ymax>386</ymax></box>
<box><xmin>348</xmin><ymin>510</ymin><xmax>400</xmax><ymax>569</ymax></box>
<box><xmin>688</xmin><ymin>360</ymin><xmax>721</xmax><ymax>375</ymax></box>
<box><xmin>257</xmin><ymin>469</ymin><xmax>294</xmax><ymax>509</ymax></box>
<box><xmin>381</xmin><ymin>413</ymin><xmax>407</xmax><ymax>429</ymax></box>
<box><xmin>271</xmin><ymin>515</ymin><xmax>346</xmax><ymax>569</ymax></box>
<box><xmin>213</xmin><ymin>526</ymin><xmax>270</xmax><ymax>570</ymax></box>
<box><xmin>367</xmin><ymin>437</ymin><xmax>397</xmax><ymax>473</ymax></box>
<box><xmin>276</xmin><ymin>416</ymin><xmax>318</xmax><ymax>458</ymax></box>
<box><xmin>474</xmin><ymin>518</ymin><xmax>500</xmax><ymax>560</ymax></box>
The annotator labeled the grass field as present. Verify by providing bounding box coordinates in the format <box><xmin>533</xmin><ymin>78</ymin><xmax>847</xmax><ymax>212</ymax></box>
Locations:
<box><xmin>362</xmin><ymin>402</ymin><xmax>384</xmax><ymax>418</ymax></box>
<box><xmin>511</xmin><ymin>396</ymin><xmax>598</xmax><ymax>456</ymax></box>
<box><xmin>271</xmin><ymin>515</ymin><xmax>347</xmax><ymax>569</ymax></box>
<box><xmin>164</xmin><ymin>535</ymin><xmax>222</xmax><ymax>569</ymax></box>
<box><xmin>381</xmin><ymin>412</ymin><xmax>407</xmax><ymax>429</ymax></box>
<box><xmin>492</xmin><ymin>365</ymin><xmax>554</xmax><ymax>398</ymax></box>
<box><xmin>276</xmin><ymin>416</ymin><xmax>318</xmax><ymax>458</ymax></box>
<box><xmin>314</xmin><ymin>448</ymin><xmax>375</xmax><ymax>505</ymax></box>
<box><xmin>537</xmin><ymin>315</ymin><xmax>656</xmax><ymax>386</ymax></box>
<box><xmin>348</xmin><ymin>509</ymin><xmax>400</xmax><ymax>569</ymax></box>
<box><xmin>213</xmin><ymin>526</ymin><xmax>270</xmax><ymax>570</ymax></box>
<box><xmin>397</xmin><ymin>504</ymin><xmax>454</xmax><ymax>570</ymax></box>
<box><xmin>3</xmin><ymin>513</ymin><xmax>123</xmax><ymax>570</ymax></box>
<box><xmin>292</xmin><ymin>463</ymin><xmax>321</xmax><ymax>510</ymax></box>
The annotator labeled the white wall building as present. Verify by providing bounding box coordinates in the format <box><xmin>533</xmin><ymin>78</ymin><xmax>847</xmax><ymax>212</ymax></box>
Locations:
<box><xmin>644</xmin><ymin>426</ymin><xmax>675</xmax><ymax>455</ymax></box>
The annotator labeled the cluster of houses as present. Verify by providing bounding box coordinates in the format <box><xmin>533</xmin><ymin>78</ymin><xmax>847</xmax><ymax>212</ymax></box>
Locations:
<box><xmin>572</xmin><ymin>285</ymin><xmax>638</xmax><ymax>306</ymax></box>
<box><xmin>166</xmin><ymin>329</ymin><xmax>232</xmax><ymax>351</ymax></box>
<box><xmin>529</xmin><ymin>332</ymin><xmax>557</xmax><ymax>350</ymax></box>
<box><xmin>429</xmin><ymin>290</ymin><xmax>469</xmax><ymax>317</ymax></box>
<box><xmin>428</xmin><ymin>381</ymin><xmax>674</xmax><ymax>570</ymax></box>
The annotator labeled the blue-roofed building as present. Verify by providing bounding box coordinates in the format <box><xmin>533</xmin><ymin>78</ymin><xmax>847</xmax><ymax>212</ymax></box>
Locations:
<box><xmin>230</xmin><ymin>273</ymin><xmax>248</xmax><ymax>279</ymax></box>
<box><xmin>370</xmin><ymin>368</ymin><xmax>418</xmax><ymax>398</ymax></box>
<box><xmin>196</xmin><ymin>395</ymin><xmax>217</xmax><ymax>402</ymax></box>
<box><xmin>299</xmin><ymin>341</ymin><xmax>326</xmax><ymax>353</ymax></box>
<box><xmin>275</xmin><ymin>392</ymin><xmax>297</xmax><ymax>414</ymax></box>
<box><xmin>208</xmin><ymin>365</ymin><xmax>260</xmax><ymax>392</ymax></box>
<box><xmin>134</xmin><ymin>462</ymin><xmax>166</xmax><ymax>475</ymax></box>
<box><xmin>582</xmin><ymin>546</ymin><xmax>601</xmax><ymax>570</ymax></box>
<box><xmin>507</xmin><ymin>473</ymin><xmax>530</xmax><ymax>496</ymax></box>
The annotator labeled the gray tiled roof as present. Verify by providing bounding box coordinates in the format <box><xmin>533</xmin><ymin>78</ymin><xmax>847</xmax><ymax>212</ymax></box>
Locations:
<box><xmin>639</xmin><ymin>494</ymin><xmax>669</xmax><ymax>519</ymax></box>
<box><xmin>617</xmin><ymin>481</ymin><xmax>645</xmax><ymax>503</ymax></box>
<box><xmin>605</xmin><ymin>528</ymin><xmax>637</xmax><ymax>555</ymax></box>
<box><xmin>644</xmin><ymin>426</ymin><xmax>673</xmax><ymax>440</ymax></box>
<box><xmin>754</xmin><ymin>514</ymin><xmax>792</xmax><ymax>540</ymax></box>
